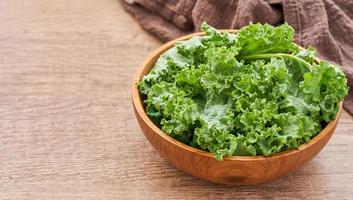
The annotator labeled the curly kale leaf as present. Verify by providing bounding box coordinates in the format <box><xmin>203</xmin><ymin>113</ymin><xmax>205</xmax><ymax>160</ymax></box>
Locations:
<box><xmin>139</xmin><ymin>22</ymin><xmax>348</xmax><ymax>160</ymax></box>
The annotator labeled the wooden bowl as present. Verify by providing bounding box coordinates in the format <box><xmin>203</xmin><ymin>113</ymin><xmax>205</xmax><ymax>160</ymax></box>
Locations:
<box><xmin>131</xmin><ymin>30</ymin><xmax>343</xmax><ymax>185</ymax></box>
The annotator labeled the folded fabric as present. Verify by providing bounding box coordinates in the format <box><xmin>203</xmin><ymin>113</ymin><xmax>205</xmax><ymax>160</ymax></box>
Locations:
<box><xmin>121</xmin><ymin>0</ymin><xmax>353</xmax><ymax>115</ymax></box>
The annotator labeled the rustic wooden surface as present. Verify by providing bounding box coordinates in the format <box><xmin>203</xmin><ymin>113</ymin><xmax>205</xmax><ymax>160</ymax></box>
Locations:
<box><xmin>0</xmin><ymin>0</ymin><xmax>352</xmax><ymax>199</ymax></box>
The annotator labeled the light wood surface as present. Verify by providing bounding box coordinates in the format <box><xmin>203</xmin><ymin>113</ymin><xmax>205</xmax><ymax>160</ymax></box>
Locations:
<box><xmin>0</xmin><ymin>0</ymin><xmax>352</xmax><ymax>199</ymax></box>
<box><xmin>132</xmin><ymin>31</ymin><xmax>343</xmax><ymax>185</ymax></box>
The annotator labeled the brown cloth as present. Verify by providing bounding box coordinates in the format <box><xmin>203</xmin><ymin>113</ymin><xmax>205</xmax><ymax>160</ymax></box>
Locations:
<box><xmin>121</xmin><ymin>0</ymin><xmax>353</xmax><ymax>115</ymax></box>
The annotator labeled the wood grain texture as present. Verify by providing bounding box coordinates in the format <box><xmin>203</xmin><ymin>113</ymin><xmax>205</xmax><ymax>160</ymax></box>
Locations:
<box><xmin>0</xmin><ymin>0</ymin><xmax>352</xmax><ymax>199</ymax></box>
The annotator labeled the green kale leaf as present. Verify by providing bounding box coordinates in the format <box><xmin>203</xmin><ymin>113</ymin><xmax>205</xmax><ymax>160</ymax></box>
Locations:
<box><xmin>139</xmin><ymin>22</ymin><xmax>348</xmax><ymax>160</ymax></box>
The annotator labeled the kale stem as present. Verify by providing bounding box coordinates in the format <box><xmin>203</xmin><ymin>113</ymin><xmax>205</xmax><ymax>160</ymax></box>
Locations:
<box><xmin>241</xmin><ymin>53</ymin><xmax>312</xmax><ymax>71</ymax></box>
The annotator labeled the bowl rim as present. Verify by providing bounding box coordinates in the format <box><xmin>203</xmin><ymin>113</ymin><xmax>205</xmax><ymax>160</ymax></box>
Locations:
<box><xmin>131</xmin><ymin>30</ymin><xmax>343</xmax><ymax>161</ymax></box>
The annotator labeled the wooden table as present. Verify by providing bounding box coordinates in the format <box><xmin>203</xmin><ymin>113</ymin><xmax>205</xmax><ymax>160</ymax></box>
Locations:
<box><xmin>0</xmin><ymin>0</ymin><xmax>352</xmax><ymax>199</ymax></box>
